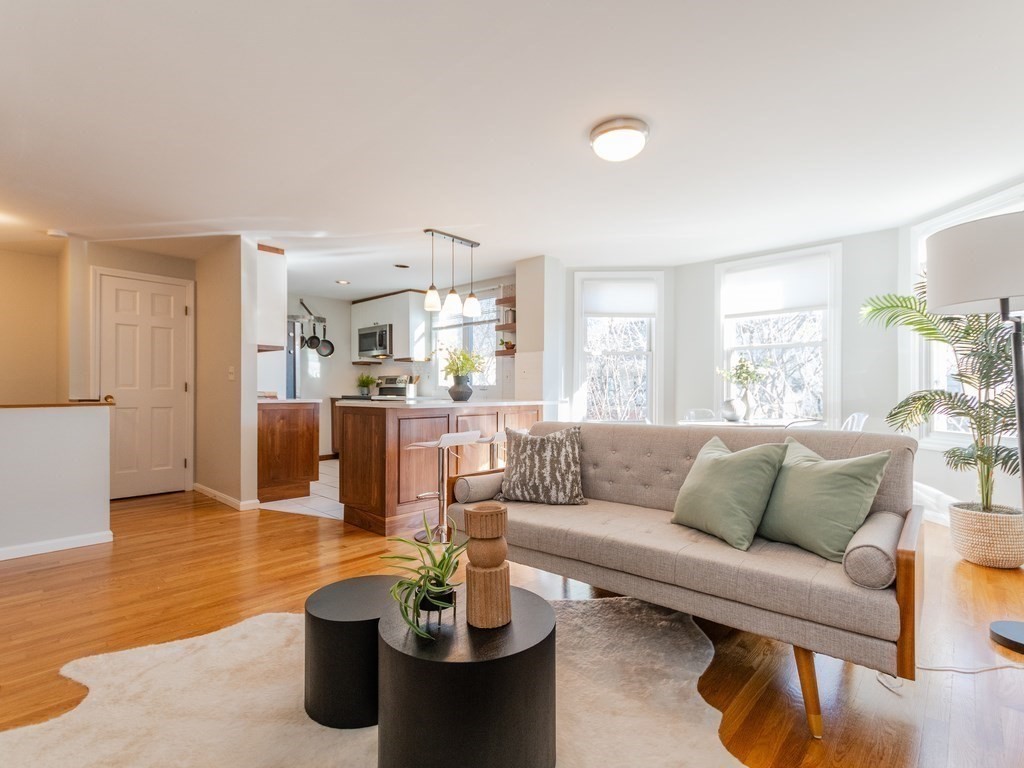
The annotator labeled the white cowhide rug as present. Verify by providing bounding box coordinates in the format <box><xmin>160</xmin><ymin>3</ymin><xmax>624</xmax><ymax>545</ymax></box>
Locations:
<box><xmin>0</xmin><ymin>597</ymin><xmax>742</xmax><ymax>767</ymax></box>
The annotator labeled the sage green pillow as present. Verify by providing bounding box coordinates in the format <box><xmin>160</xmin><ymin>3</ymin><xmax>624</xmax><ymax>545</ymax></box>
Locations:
<box><xmin>758</xmin><ymin>438</ymin><xmax>891</xmax><ymax>562</ymax></box>
<box><xmin>671</xmin><ymin>437</ymin><xmax>788</xmax><ymax>550</ymax></box>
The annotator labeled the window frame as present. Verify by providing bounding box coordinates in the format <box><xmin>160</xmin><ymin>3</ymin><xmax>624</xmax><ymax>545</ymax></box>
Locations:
<box><xmin>713</xmin><ymin>244</ymin><xmax>843</xmax><ymax>426</ymax></box>
<box><xmin>430</xmin><ymin>285</ymin><xmax>501</xmax><ymax>394</ymax></box>
<box><xmin>900</xmin><ymin>181</ymin><xmax>1024</xmax><ymax>450</ymax></box>
<box><xmin>572</xmin><ymin>271</ymin><xmax>666</xmax><ymax>424</ymax></box>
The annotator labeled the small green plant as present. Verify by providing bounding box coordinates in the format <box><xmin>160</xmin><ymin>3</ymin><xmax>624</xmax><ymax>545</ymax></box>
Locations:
<box><xmin>381</xmin><ymin>513</ymin><xmax>466</xmax><ymax>639</ymax></box>
<box><xmin>718</xmin><ymin>357</ymin><xmax>767</xmax><ymax>393</ymax></box>
<box><xmin>442</xmin><ymin>347</ymin><xmax>485</xmax><ymax>378</ymax></box>
<box><xmin>356</xmin><ymin>374</ymin><xmax>377</xmax><ymax>388</ymax></box>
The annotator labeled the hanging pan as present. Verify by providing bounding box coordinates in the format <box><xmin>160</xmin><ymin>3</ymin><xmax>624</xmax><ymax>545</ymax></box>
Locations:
<box><xmin>316</xmin><ymin>323</ymin><xmax>335</xmax><ymax>357</ymax></box>
<box><xmin>299</xmin><ymin>322</ymin><xmax>307</xmax><ymax>349</ymax></box>
<box><xmin>306</xmin><ymin>322</ymin><xmax>321</xmax><ymax>350</ymax></box>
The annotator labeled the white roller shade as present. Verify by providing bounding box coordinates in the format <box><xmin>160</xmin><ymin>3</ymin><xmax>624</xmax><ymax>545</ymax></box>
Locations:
<box><xmin>582</xmin><ymin>279</ymin><xmax>658</xmax><ymax>315</ymax></box>
<box><xmin>721</xmin><ymin>255</ymin><xmax>830</xmax><ymax>316</ymax></box>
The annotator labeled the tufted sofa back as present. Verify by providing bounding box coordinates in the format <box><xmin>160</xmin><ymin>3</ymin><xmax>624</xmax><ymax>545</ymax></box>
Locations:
<box><xmin>529</xmin><ymin>422</ymin><xmax>918</xmax><ymax>517</ymax></box>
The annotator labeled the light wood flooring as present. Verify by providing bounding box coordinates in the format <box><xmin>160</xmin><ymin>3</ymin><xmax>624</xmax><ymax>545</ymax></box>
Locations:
<box><xmin>1</xmin><ymin>491</ymin><xmax>1022</xmax><ymax>767</ymax></box>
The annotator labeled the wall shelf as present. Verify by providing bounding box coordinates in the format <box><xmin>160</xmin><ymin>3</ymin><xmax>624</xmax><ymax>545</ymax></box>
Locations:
<box><xmin>495</xmin><ymin>322</ymin><xmax>517</xmax><ymax>332</ymax></box>
<box><xmin>495</xmin><ymin>349</ymin><xmax>516</xmax><ymax>357</ymax></box>
<box><xmin>257</xmin><ymin>344</ymin><xmax>285</xmax><ymax>353</ymax></box>
<box><xmin>352</xmin><ymin>360</ymin><xmax>384</xmax><ymax>366</ymax></box>
<box><xmin>495</xmin><ymin>296</ymin><xmax>517</xmax><ymax>307</ymax></box>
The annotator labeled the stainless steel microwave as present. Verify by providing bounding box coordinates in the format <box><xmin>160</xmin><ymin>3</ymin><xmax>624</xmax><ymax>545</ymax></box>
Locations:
<box><xmin>358</xmin><ymin>324</ymin><xmax>393</xmax><ymax>359</ymax></box>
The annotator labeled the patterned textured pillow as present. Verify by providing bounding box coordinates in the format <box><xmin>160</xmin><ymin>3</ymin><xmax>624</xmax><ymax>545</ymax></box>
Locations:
<box><xmin>497</xmin><ymin>426</ymin><xmax>587</xmax><ymax>505</ymax></box>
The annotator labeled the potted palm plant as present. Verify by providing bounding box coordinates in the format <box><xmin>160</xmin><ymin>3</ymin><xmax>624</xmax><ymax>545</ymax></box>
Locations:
<box><xmin>381</xmin><ymin>513</ymin><xmax>466</xmax><ymax>639</ymax></box>
<box><xmin>863</xmin><ymin>281</ymin><xmax>1023</xmax><ymax>567</ymax></box>
<box><xmin>356</xmin><ymin>374</ymin><xmax>377</xmax><ymax>396</ymax></box>
<box><xmin>442</xmin><ymin>347</ymin><xmax>485</xmax><ymax>402</ymax></box>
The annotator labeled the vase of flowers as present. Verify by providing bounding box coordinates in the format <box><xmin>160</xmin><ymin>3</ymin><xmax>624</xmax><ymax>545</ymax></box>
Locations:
<box><xmin>863</xmin><ymin>282</ymin><xmax>1023</xmax><ymax>568</ymax></box>
<box><xmin>442</xmin><ymin>348</ymin><xmax>485</xmax><ymax>402</ymax></box>
<box><xmin>719</xmin><ymin>357</ymin><xmax>766</xmax><ymax>421</ymax></box>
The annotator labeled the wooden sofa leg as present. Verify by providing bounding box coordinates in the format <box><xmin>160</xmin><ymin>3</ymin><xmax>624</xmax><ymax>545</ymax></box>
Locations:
<box><xmin>793</xmin><ymin>646</ymin><xmax>823</xmax><ymax>739</ymax></box>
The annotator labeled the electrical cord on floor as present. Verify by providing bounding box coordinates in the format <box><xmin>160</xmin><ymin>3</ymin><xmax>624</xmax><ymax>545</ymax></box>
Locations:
<box><xmin>876</xmin><ymin>661</ymin><xmax>1024</xmax><ymax>693</ymax></box>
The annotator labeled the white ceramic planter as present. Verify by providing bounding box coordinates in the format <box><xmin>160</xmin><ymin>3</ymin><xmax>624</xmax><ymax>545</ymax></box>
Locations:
<box><xmin>949</xmin><ymin>502</ymin><xmax>1024</xmax><ymax>569</ymax></box>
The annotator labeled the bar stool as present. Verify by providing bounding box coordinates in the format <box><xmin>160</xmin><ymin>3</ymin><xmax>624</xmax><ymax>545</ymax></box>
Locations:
<box><xmin>406</xmin><ymin>430</ymin><xmax>481</xmax><ymax>543</ymax></box>
<box><xmin>477</xmin><ymin>430</ymin><xmax>507</xmax><ymax>468</ymax></box>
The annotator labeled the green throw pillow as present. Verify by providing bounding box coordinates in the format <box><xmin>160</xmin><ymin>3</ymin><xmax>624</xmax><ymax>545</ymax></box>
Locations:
<box><xmin>758</xmin><ymin>438</ymin><xmax>891</xmax><ymax>562</ymax></box>
<box><xmin>671</xmin><ymin>437</ymin><xmax>788</xmax><ymax>550</ymax></box>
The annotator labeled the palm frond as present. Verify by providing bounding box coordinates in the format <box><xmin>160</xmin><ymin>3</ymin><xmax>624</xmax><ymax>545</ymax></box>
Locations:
<box><xmin>886</xmin><ymin>390</ymin><xmax>979</xmax><ymax>432</ymax></box>
<box><xmin>860</xmin><ymin>293</ymin><xmax>963</xmax><ymax>345</ymax></box>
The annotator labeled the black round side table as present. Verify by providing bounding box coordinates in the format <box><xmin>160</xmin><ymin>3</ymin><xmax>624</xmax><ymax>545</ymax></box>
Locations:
<box><xmin>377</xmin><ymin>586</ymin><xmax>556</xmax><ymax>768</ymax></box>
<box><xmin>304</xmin><ymin>574</ymin><xmax>395</xmax><ymax>729</ymax></box>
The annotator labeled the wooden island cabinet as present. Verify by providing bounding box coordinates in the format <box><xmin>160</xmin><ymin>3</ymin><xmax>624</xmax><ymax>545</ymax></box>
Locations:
<box><xmin>257</xmin><ymin>399</ymin><xmax>320</xmax><ymax>502</ymax></box>
<box><xmin>335</xmin><ymin>401</ymin><xmax>543</xmax><ymax>535</ymax></box>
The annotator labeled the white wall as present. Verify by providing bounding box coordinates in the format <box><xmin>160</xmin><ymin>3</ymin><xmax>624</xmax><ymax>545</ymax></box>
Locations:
<box><xmin>256</xmin><ymin>248</ymin><xmax>288</xmax><ymax>395</ymax></box>
<box><xmin>288</xmin><ymin>294</ymin><xmax>353</xmax><ymax>456</ymax></box>
<box><xmin>0</xmin><ymin>405</ymin><xmax>111</xmax><ymax>560</ymax></box>
<box><xmin>516</xmin><ymin>255</ymin><xmax>565</xmax><ymax>418</ymax></box>
<box><xmin>0</xmin><ymin>248</ymin><xmax>59</xmax><ymax>403</ymax></box>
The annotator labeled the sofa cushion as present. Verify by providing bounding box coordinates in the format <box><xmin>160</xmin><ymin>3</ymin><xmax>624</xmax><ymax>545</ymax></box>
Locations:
<box><xmin>758</xmin><ymin>438</ymin><xmax>891</xmax><ymax>562</ymax></box>
<box><xmin>843</xmin><ymin>511</ymin><xmax>903</xmax><ymax>589</ymax></box>
<box><xmin>671</xmin><ymin>437</ymin><xmax>788</xmax><ymax>550</ymax></box>
<box><xmin>449</xmin><ymin>498</ymin><xmax>900</xmax><ymax>642</ymax></box>
<box><xmin>453</xmin><ymin>471</ymin><xmax>504</xmax><ymax>504</ymax></box>
<box><xmin>498</xmin><ymin>426</ymin><xmax>586</xmax><ymax>505</ymax></box>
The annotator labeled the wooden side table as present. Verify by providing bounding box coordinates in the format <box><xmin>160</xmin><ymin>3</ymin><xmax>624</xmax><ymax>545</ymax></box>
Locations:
<box><xmin>377</xmin><ymin>586</ymin><xmax>556</xmax><ymax>768</ymax></box>
<box><xmin>304</xmin><ymin>575</ymin><xmax>394</xmax><ymax>728</ymax></box>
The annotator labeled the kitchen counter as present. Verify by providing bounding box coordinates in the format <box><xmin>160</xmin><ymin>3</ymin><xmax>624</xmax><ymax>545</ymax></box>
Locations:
<box><xmin>334</xmin><ymin>400</ymin><xmax>545</xmax><ymax>535</ymax></box>
<box><xmin>258</xmin><ymin>398</ymin><xmax>324</xmax><ymax>404</ymax></box>
<box><xmin>258</xmin><ymin>400</ymin><xmax>320</xmax><ymax>502</ymax></box>
<box><xmin>333</xmin><ymin>399</ymin><xmax>553</xmax><ymax>409</ymax></box>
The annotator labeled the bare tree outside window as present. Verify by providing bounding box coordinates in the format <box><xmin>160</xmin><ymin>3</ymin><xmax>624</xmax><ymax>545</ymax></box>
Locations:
<box><xmin>724</xmin><ymin>310</ymin><xmax>825</xmax><ymax>419</ymax></box>
<box><xmin>584</xmin><ymin>316</ymin><xmax>653</xmax><ymax>422</ymax></box>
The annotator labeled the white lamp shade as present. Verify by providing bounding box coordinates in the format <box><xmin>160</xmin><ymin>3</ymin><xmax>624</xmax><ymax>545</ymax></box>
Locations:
<box><xmin>442</xmin><ymin>288</ymin><xmax>462</xmax><ymax>314</ymax></box>
<box><xmin>424</xmin><ymin>285</ymin><xmax>442</xmax><ymax>312</ymax></box>
<box><xmin>926</xmin><ymin>211</ymin><xmax>1024</xmax><ymax>314</ymax></box>
<box><xmin>462</xmin><ymin>293</ymin><xmax>482</xmax><ymax>318</ymax></box>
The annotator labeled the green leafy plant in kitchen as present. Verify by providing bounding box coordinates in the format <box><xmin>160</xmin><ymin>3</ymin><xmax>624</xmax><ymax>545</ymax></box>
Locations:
<box><xmin>381</xmin><ymin>513</ymin><xmax>466</xmax><ymax>639</ymax></box>
<box><xmin>356</xmin><ymin>374</ymin><xmax>377</xmax><ymax>389</ymax></box>
<box><xmin>862</xmin><ymin>280</ymin><xmax>1020</xmax><ymax>510</ymax></box>
<box><xmin>441</xmin><ymin>347</ymin><xmax>485</xmax><ymax>378</ymax></box>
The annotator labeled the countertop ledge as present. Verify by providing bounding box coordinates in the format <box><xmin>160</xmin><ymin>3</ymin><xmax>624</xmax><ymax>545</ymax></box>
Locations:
<box><xmin>334</xmin><ymin>399</ymin><xmax>555</xmax><ymax>409</ymax></box>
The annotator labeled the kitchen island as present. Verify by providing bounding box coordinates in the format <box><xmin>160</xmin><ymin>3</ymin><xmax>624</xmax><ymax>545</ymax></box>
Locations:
<box><xmin>334</xmin><ymin>400</ymin><xmax>545</xmax><ymax>535</ymax></box>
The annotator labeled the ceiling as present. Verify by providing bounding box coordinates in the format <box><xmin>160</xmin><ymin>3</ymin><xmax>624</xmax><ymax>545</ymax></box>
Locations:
<box><xmin>2</xmin><ymin>1</ymin><xmax>1023</xmax><ymax>300</ymax></box>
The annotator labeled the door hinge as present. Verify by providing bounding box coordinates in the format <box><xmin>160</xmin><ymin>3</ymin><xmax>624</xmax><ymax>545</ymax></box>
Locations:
<box><xmin>184</xmin><ymin>458</ymin><xmax>188</xmax><ymax>468</ymax></box>
<box><xmin>184</xmin><ymin>381</ymin><xmax>188</xmax><ymax>392</ymax></box>
<box><xmin>185</xmin><ymin>305</ymin><xmax>189</xmax><ymax>316</ymax></box>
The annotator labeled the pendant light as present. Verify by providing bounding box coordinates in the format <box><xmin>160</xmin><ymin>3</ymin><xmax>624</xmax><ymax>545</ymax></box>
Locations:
<box><xmin>462</xmin><ymin>243</ymin><xmax>481</xmax><ymax>318</ymax></box>
<box><xmin>424</xmin><ymin>234</ymin><xmax>442</xmax><ymax>312</ymax></box>
<box><xmin>442</xmin><ymin>239</ymin><xmax>462</xmax><ymax>314</ymax></box>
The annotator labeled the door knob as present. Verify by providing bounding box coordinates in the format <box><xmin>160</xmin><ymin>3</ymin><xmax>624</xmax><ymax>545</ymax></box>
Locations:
<box><xmin>103</xmin><ymin>394</ymin><xmax>115</xmax><ymax>404</ymax></box>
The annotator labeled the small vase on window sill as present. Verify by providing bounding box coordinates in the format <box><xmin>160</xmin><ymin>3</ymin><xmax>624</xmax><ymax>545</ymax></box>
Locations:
<box><xmin>741</xmin><ymin>390</ymin><xmax>752</xmax><ymax>421</ymax></box>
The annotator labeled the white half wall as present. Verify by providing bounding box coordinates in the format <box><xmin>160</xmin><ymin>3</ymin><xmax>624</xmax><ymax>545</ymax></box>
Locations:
<box><xmin>0</xmin><ymin>405</ymin><xmax>112</xmax><ymax>560</ymax></box>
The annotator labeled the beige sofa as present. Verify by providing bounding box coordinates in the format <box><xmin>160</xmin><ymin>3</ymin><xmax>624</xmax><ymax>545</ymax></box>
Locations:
<box><xmin>448</xmin><ymin>421</ymin><xmax>923</xmax><ymax>738</ymax></box>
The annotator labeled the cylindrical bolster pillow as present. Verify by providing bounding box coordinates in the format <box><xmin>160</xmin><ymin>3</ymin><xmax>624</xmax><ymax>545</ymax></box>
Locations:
<box><xmin>842</xmin><ymin>511</ymin><xmax>904</xmax><ymax>589</ymax></box>
<box><xmin>453</xmin><ymin>472</ymin><xmax>505</xmax><ymax>504</ymax></box>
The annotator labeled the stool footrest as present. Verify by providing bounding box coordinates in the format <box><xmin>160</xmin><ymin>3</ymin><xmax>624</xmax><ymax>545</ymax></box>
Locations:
<box><xmin>416</xmin><ymin>492</ymin><xmax>440</xmax><ymax>500</ymax></box>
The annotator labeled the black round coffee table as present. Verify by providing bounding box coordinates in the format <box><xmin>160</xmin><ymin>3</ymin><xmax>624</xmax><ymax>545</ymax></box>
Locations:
<box><xmin>304</xmin><ymin>574</ymin><xmax>395</xmax><ymax>729</ymax></box>
<box><xmin>377</xmin><ymin>586</ymin><xmax>556</xmax><ymax>768</ymax></box>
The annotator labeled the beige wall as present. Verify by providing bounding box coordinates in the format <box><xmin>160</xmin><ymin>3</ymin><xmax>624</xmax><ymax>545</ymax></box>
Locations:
<box><xmin>0</xmin><ymin>249</ymin><xmax>59</xmax><ymax>403</ymax></box>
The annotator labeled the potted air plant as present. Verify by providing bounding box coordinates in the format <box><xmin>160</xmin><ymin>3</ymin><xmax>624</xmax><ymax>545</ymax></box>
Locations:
<box><xmin>863</xmin><ymin>281</ymin><xmax>1022</xmax><ymax>568</ymax></box>
<box><xmin>442</xmin><ymin>347</ymin><xmax>485</xmax><ymax>402</ymax></box>
<box><xmin>381</xmin><ymin>513</ymin><xmax>466</xmax><ymax>639</ymax></box>
<box><xmin>718</xmin><ymin>357</ymin><xmax>767</xmax><ymax>421</ymax></box>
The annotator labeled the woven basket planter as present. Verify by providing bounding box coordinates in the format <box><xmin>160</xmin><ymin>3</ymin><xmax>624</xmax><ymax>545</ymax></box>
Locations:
<box><xmin>949</xmin><ymin>503</ymin><xmax>1024</xmax><ymax>569</ymax></box>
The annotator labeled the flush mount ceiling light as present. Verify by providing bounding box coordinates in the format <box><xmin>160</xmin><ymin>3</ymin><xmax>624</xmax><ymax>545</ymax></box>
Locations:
<box><xmin>335</xmin><ymin>279</ymin><xmax>351</xmax><ymax>285</ymax></box>
<box><xmin>589</xmin><ymin>116</ymin><xmax>649</xmax><ymax>162</ymax></box>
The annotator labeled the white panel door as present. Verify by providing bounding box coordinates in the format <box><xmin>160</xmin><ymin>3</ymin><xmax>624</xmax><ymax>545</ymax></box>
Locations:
<box><xmin>100</xmin><ymin>275</ymin><xmax>188</xmax><ymax>498</ymax></box>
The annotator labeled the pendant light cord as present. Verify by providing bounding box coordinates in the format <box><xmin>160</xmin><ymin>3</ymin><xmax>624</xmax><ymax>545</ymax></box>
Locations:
<box><xmin>470</xmin><ymin>244</ymin><xmax>475</xmax><ymax>292</ymax></box>
<box><xmin>451</xmin><ymin>239</ymin><xmax>455</xmax><ymax>289</ymax></box>
<box><xmin>430</xmin><ymin>235</ymin><xmax>435</xmax><ymax>285</ymax></box>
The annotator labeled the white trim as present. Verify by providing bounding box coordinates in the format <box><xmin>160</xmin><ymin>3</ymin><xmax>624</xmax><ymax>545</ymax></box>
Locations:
<box><xmin>91</xmin><ymin>266</ymin><xmax>196</xmax><ymax>491</ymax></box>
<box><xmin>572</xmin><ymin>270</ymin><xmax>666</xmax><ymax>424</ymax></box>
<box><xmin>193</xmin><ymin>483</ymin><xmax>261</xmax><ymax>511</ymax></box>
<box><xmin>713</xmin><ymin>244</ymin><xmax>843</xmax><ymax>427</ymax></box>
<box><xmin>0</xmin><ymin>531</ymin><xmax>113</xmax><ymax>562</ymax></box>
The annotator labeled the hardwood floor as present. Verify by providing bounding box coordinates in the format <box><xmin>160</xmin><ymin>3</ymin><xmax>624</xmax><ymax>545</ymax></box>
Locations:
<box><xmin>1</xmin><ymin>492</ymin><xmax>1022</xmax><ymax>767</ymax></box>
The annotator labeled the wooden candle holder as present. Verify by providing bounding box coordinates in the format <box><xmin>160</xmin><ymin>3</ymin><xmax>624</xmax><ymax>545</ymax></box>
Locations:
<box><xmin>464</xmin><ymin>501</ymin><xmax>512</xmax><ymax>629</ymax></box>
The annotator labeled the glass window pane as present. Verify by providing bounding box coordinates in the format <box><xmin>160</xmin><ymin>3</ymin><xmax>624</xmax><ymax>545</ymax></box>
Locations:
<box><xmin>724</xmin><ymin>310</ymin><xmax>823</xmax><ymax>347</ymax></box>
<box><xmin>728</xmin><ymin>346</ymin><xmax>824</xmax><ymax>420</ymax></box>
<box><xmin>584</xmin><ymin>316</ymin><xmax>652</xmax><ymax>422</ymax></box>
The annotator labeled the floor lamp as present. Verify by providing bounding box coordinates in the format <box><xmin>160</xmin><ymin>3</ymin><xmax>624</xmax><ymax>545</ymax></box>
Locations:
<box><xmin>927</xmin><ymin>211</ymin><xmax>1024</xmax><ymax>653</ymax></box>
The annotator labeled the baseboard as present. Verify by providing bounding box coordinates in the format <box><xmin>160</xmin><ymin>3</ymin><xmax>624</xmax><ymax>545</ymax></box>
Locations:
<box><xmin>193</xmin><ymin>483</ymin><xmax>261</xmax><ymax>512</ymax></box>
<box><xmin>0</xmin><ymin>531</ymin><xmax>114</xmax><ymax>562</ymax></box>
<box><xmin>319</xmin><ymin>452</ymin><xmax>338</xmax><ymax>461</ymax></box>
